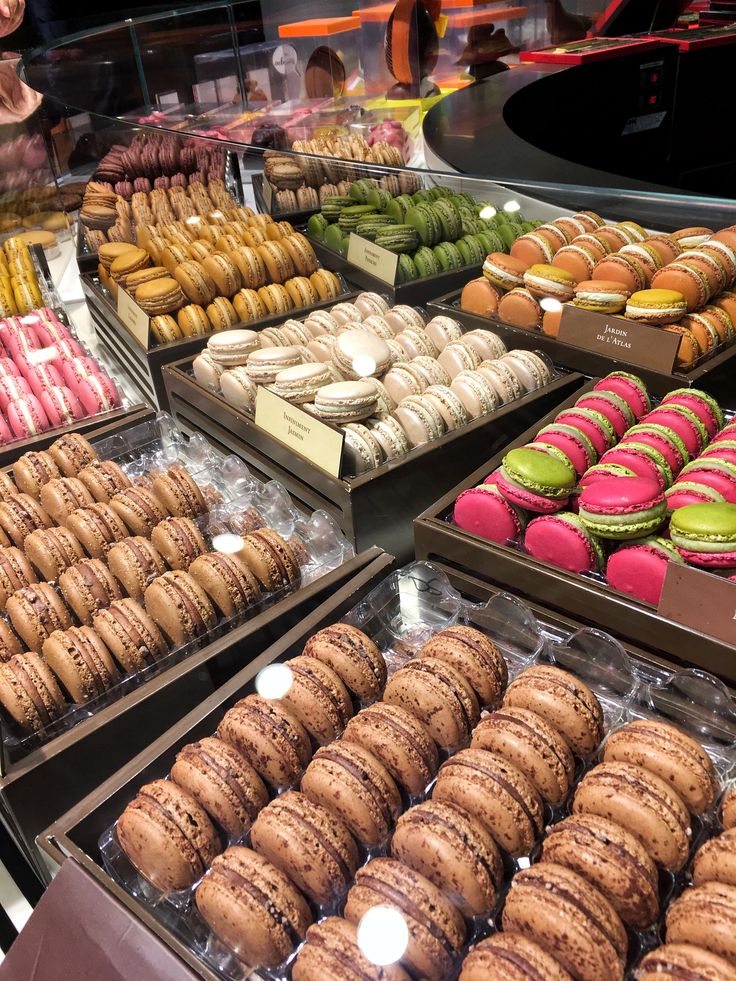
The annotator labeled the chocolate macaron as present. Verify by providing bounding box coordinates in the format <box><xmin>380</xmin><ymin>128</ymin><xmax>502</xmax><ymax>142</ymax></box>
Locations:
<box><xmin>107</xmin><ymin>536</ymin><xmax>168</xmax><ymax>601</ymax></box>
<box><xmin>144</xmin><ymin>569</ymin><xmax>216</xmax><ymax>646</ymax></box>
<box><xmin>150</xmin><ymin>516</ymin><xmax>207</xmax><ymax>571</ymax></box>
<box><xmin>293</xmin><ymin>917</ymin><xmax>411</xmax><ymax>981</ymax></box>
<box><xmin>277</xmin><ymin>654</ymin><xmax>352</xmax><ymax>744</ymax></box>
<box><xmin>49</xmin><ymin>432</ymin><xmax>98</xmax><ymax>475</ymax></box>
<box><xmin>152</xmin><ymin>464</ymin><xmax>207</xmax><ymax>519</ymax></box>
<box><xmin>342</xmin><ymin>702</ymin><xmax>438</xmax><ymax>795</ymax></box>
<box><xmin>110</xmin><ymin>486</ymin><xmax>168</xmax><ymax>538</ymax></box>
<box><xmin>418</xmin><ymin>625</ymin><xmax>507</xmax><ymax>705</ymax></box>
<box><xmin>345</xmin><ymin>857</ymin><xmax>466</xmax><ymax>981</ymax></box>
<box><xmin>59</xmin><ymin>558</ymin><xmax>123</xmax><ymax>625</ymax></box>
<box><xmin>77</xmin><ymin>459</ymin><xmax>132</xmax><ymax>503</ymax></box>
<box><xmin>234</xmin><ymin>528</ymin><xmax>301</xmax><ymax>592</ymax></box>
<box><xmin>24</xmin><ymin>526</ymin><xmax>85</xmax><ymax>581</ymax></box>
<box><xmin>0</xmin><ymin>547</ymin><xmax>37</xmax><ymax>611</ymax></box>
<box><xmin>303</xmin><ymin>623</ymin><xmax>386</xmax><ymax>700</ymax></box>
<box><xmin>171</xmin><ymin>735</ymin><xmax>268</xmax><ymax>837</ymax></box>
<box><xmin>0</xmin><ymin>622</ymin><xmax>22</xmax><ymax>663</ymax></box>
<box><xmin>13</xmin><ymin>450</ymin><xmax>60</xmax><ymax>498</ymax></box>
<box><xmin>0</xmin><ymin>651</ymin><xmax>67</xmax><ymax>733</ymax></box>
<box><xmin>459</xmin><ymin>933</ymin><xmax>574</xmax><ymax>981</ymax></box>
<box><xmin>217</xmin><ymin>693</ymin><xmax>310</xmax><ymax>789</ymax></box>
<box><xmin>117</xmin><ymin>778</ymin><xmax>220</xmax><ymax>892</ymax></box>
<box><xmin>433</xmin><ymin>747</ymin><xmax>543</xmax><ymax>856</ymax></box>
<box><xmin>251</xmin><ymin>790</ymin><xmax>359</xmax><ymax>905</ymax></box>
<box><xmin>666</xmin><ymin>882</ymin><xmax>736</xmax><ymax>964</ymax></box>
<box><xmin>391</xmin><ymin>800</ymin><xmax>503</xmax><ymax>917</ymax></box>
<box><xmin>42</xmin><ymin>626</ymin><xmax>119</xmax><ymax>703</ymax></box>
<box><xmin>92</xmin><ymin>598</ymin><xmax>167</xmax><ymax>673</ymax></box>
<box><xmin>301</xmin><ymin>740</ymin><xmax>401</xmax><ymax>848</ymax></box>
<box><xmin>384</xmin><ymin>655</ymin><xmax>479</xmax><ymax>751</ymax></box>
<box><xmin>39</xmin><ymin>477</ymin><xmax>94</xmax><ymax>523</ymax></box>
<box><xmin>0</xmin><ymin>493</ymin><xmax>52</xmax><ymax>547</ymax></box>
<box><xmin>64</xmin><ymin>503</ymin><xmax>128</xmax><ymax>558</ymax></box>
<box><xmin>693</xmin><ymin>827</ymin><xmax>736</xmax><ymax>888</ymax></box>
<box><xmin>502</xmin><ymin>863</ymin><xmax>627</xmax><ymax>981</ymax></box>
<box><xmin>636</xmin><ymin>943</ymin><xmax>736</xmax><ymax>981</ymax></box>
<box><xmin>6</xmin><ymin>583</ymin><xmax>72</xmax><ymax>652</ymax></box>
<box><xmin>503</xmin><ymin>664</ymin><xmax>604</xmax><ymax>756</ymax></box>
<box><xmin>724</xmin><ymin>789</ymin><xmax>736</xmax><ymax>830</ymax></box>
<box><xmin>188</xmin><ymin>551</ymin><xmax>261</xmax><ymax>619</ymax></box>
<box><xmin>195</xmin><ymin>846</ymin><xmax>311</xmax><ymax>968</ymax></box>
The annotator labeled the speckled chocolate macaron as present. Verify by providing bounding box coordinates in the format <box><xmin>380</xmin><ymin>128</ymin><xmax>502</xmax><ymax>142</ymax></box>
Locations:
<box><xmin>636</xmin><ymin>943</ymin><xmax>736</xmax><ymax>981</ymax></box>
<box><xmin>92</xmin><ymin>598</ymin><xmax>168</xmax><ymax>673</ymax></box>
<box><xmin>6</xmin><ymin>583</ymin><xmax>72</xmax><ymax>652</ymax></box>
<box><xmin>419</xmin><ymin>625</ymin><xmax>507</xmax><ymax>705</ymax></box>
<box><xmin>724</xmin><ymin>789</ymin><xmax>736</xmax><ymax>830</ymax></box>
<box><xmin>666</xmin><ymin>882</ymin><xmax>736</xmax><ymax>964</ymax></box>
<box><xmin>59</xmin><ymin>558</ymin><xmax>123</xmax><ymax>625</ymax></box>
<box><xmin>303</xmin><ymin>623</ymin><xmax>386</xmax><ymax>700</ymax></box>
<box><xmin>293</xmin><ymin>917</ymin><xmax>412</xmax><ymax>981</ymax></box>
<box><xmin>459</xmin><ymin>933</ymin><xmax>574</xmax><ymax>981</ymax></box>
<box><xmin>188</xmin><ymin>551</ymin><xmax>261</xmax><ymax>618</ymax></box>
<box><xmin>0</xmin><ymin>493</ymin><xmax>53</xmax><ymax>547</ymax></box>
<box><xmin>0</xmin><ymin>547</ymin><xmax>38</xmax><ymax>611</ymax></box>
<box><xmin>64</xmin><ymin>503</ymin><xmax>128</xmax><ymax>558</ymax></box>
<box><xmin>0</xmin><ymin>621</ymin><xmax>22</xmax><ymax>663</ymax></box>
<box><xmin>111</xmin><ymin>486</ymin><xmax>168</xmax><ymax>538</ymax></box>
<box><xmin>144</xmin><ymin>569</ymin><xmax>216</xmax><ymax>646</ymax></box>
<box><xmin>150</xmin><ymin>516</ymin><xmax>207</xmax><ymax>571</ymax></box>
<box><xmin>0</xmin><ymin>651</ymin><xmax>67</xmax><ymax>733</ymax></box>
<box><xmin>107</xmin><ymin>536</ymin><xmax>167</xmax><ymax>601</ymax></box>
<box><xmin>77</xmin><ymin>459</ymin><xmax>132</xmax><ymax>503</ymax></box>
<box><xmin>277</xmin><ymin>654</ymin><xmax>352</xmax><ymax>744</ymax></box>
<box><xmin>49</xmin><ymin>432</ymin><xmax>98</xmax><ymax>476</ymax></box>
<box><xmin>152</xmin><ymin>464</ymin><xmax>207</xmax><ymax>518</ymax></box>
<box><xmin>39</xmin><ymin>477</ymin><xmax>94</xmax><ymax>523</ymax></box>
<box><xmin>13</xmin><ymin>450</ymin><xmax>60</xmax><ymax>498</ymax></box>
<box><xmin>693</xmin><ymin>827</ymin><xmax>736</xmax><ymax>888</ymax></box>
<box><xmin>42</xmin><ymin>626</ymin><xmax>119</xmax><ymax>703</ymax></box>
<box><xmin>234</xmin><ymin>528</ymin><xmax>301</xmax><ymax>592</ymax></box>
<box><xmin>24</xmin><ymin>526</ymin><xmax>85</xmax><ymax>581</ymax></box>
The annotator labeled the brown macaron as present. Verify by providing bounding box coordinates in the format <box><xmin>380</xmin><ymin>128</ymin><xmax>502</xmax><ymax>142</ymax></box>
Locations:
<box><xmin>418</xmin><ymin>625</ymin><xmax>508</xmax><ymax>705</ymax></box>
<box><xmin>39</xmin><ymin>477</ymin><xmax>95</xmax><ymax>523</ymax></box>
<box><xmin>251</xmin><ymin>790</ymin><xmax>359</xmax><ymax>905</ymax></box>
<box><xmin>6</xmin><ymin>583</ymin><xmax>72</xmax><ymax>653</ymax></box>
<box><xmin>724</xmin><ymin>789</ymin><xmax>736</xmax><ymax>830</ymax></box>
<box><xmin>234</xmin><ymin>528</ymin><xmax>301</xmax><ymax>592</ymax></box>
<box><xmin>195</xmin><ymin>846</ymin><xmax>311</xmax><ymax>968</ymax></box>
<box><xmin>152</xmin><ymin>464</ymin><xmax>207</xmax><ymax>519</ymax></box>
<box><xmin>572</xmin><ymin>761</ymin><xmax>691</xmax><ymax>870</ymax></box>
<box><xmin>433</xmin><ymin>747</ymin><xmax>544</xmax><ymax>856</ymax></box>
<box><xmin>93</xmin><ymin>598</ymin><xmax>168</xmax><ymax>673</ymax></box>
<box><xmin>303</xmin><ymin>623</ymin><xmax>386</xmax><ymax>700</ymax></box>
<box><xmin>503</xmin><ymin>663</ymin><xmax>604</xmax><ymax>756</ymax></box>
<box><xmin>107</xmin><ymin>536</ymin><xmax>168</xmax><ymax>602</ymax></box>
<box><xmin>0</xmin><ymin>621</ymin><xmax>22</xmax><ymax>663</ymax></box>
<box><xmin>0</xmin><ymin>651</ymin><xmax>67</xmax><ymax>733</ymax></box>
<box><xmin>110</xmin><ymin>486</ymin><xmax>168</xmax><ymax>538</ymax></box>
<box><xmin>13</xmin><ymin>450</ymin><xmax>60</xmax><ymax>497</ymax></box>
<box><xmin>64</xmin><ymin>502</ymin><xmax>129</xmax><ymax>558</ymax></box>
<box><xmin>188</xmin><ymin>551</ymin><xmax>261</xmax><ymax>618</ymax></box>
<box><xmin>383</xmin><ymin>655</ymin><xmax>479</xmax><ymax>752</ymax></box>
<box><xmin>391</xmin><ymin>800</ymin><xmax>503</xmax><ymax>917</ymax></box>
<box><xmin>144</xmin><ymin>569</ymin><xmax>216</xmax><ymax>646</ymax></box>
<box><xmin>0</xmin><ymin>493</ymin><xmax>53</xmax><ymax>547</ymax></box>
<box><xmin>23</xmin><ymin>526</ymin><xmax>86</xmax><ymax>581</ymax></box>
<box><xmin>150</xmin><ymin>516</ymin><xmax>207</xmax><ymax>571</ymax></box>
<box><xmin>666</xmin><ymin>882</ymin><xmax>736</xmax><ymax>965</ymax></box>
<box><xmin>460</xmin><ymin>933</ymin><xmax>574</xmax><ymax>981</ymax></box>
<box><xmin>217</xmin><ymin>693</ymin><xmax>310</xmax><ymax>790</ymax></box>
<box><xmin>42</xmin><ymin>626</ymin><xmax>119</xmax><ymax>703</ymax></box>
<box><xmin>293</xmin><ymin>917</ymin><xmax>412</xmax><ymax>981</ymax></box>
<box><xmin>344</xmin><ymin>857</ymin><xmax>466</xmax><ymax>981</ymax></box>
<box><xmin>502</xmin><ymin>863</ymin><xmax>627</xmax><ymax>981</ymax></box>
<box><xmin>636</xmin><ymin>943</ymin><xmax>736</xmax><ymax>981</ymax></box>
<box><xmin>77</xmin><ymin>459</ymin><xmax>132</xmax><ymax>503</ymax></box>
<box><xmin>117</xmin><ymin>778</ymin><xmax>220</xmax><ymax>893</ymax></box>
<box><xmin>301</xmin><ymin>740</ymin><xmax>401</xmax><ymax>848</ymax></box>
<box><xmin>342</xmin><ymin>702</ymin><xmax>438</xmax><ymax>796</ymax></box>
<box><xmin>49</xmin><ymin>432</ymin><xmax>98</xmax><ymax>476</ymax></box>
<box><xmin>277</xmin><ymin>654</ymin><xmax>352</xmax><ymax>744</ymax></box>
<box><xmin>471</xmin><ymin>705</ymin><xmax>574</xmax><ymax>805</ymax></box>
<box><xmin>171</xmin><ymin>735</ymin><xmax>269</xmax><ymax>837</ymax></box>
<box><xmin>693</xmin><ymin>827</ymin><xmax>736</xmax><ymax>888</ymax></box>
<box><xmin>58</xmin><ymin>558</ymin><xmax>123</xmax><ymax>625</ymax></box>
<box><xmin>0</xmin><ymin>471</ymin><xmax>17</xmax><ymax>501</ymax></box>
<box><xmin>602</xmin><ymin>718</ymin><xmax>716</xmax><ymax>815</ymax></box>
<box><xmin>0</xmin><ymin>547</ymin><xmax>37</xmax><ymax>611</ymax></box>
<box><xmin>541</xmin><ymin>812</ymin><xmax>660</xmax><ymax>928</ymax></box>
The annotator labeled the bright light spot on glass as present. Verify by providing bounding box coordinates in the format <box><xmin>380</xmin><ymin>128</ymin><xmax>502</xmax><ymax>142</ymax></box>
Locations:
<box><xmin>256</xmin><ymin>663</ymin><xmax>293</xmax><ymax>700</ymax></box>
<box><xmin>540</xmin><ymin>297</ymin><xmax>563</xmax><ymax>313</ymax></box>
<box><xmin>357</xmin><ymin>906</ymin><xmax>409</xmax><ymax>966</ymax></box>
<box><xmin>20</xmin><ymin>314</ymin><xmax>40</xmax><ymax>324</ymax></box>
<box><xmin>27</xmin><ymin>347</ymin><xmax>57</xmax><ymax>365</ymax></box>
<box><xmin>503</xmin><ymin>200</ymin><xmax>521</xmax><ymax>213</ymax></box>
<box><xmin>211</xmin><ymin>210</ymin><xmax>224</xmax><ymax>219</ymax></box>
<box><xmin>186</xmin><ymin>216</ymin><xmax>203</xmax><ymax>225</ymax></box>
<box><xmin>211</xmin><ymin>532</ymin><xmax>244</xmax><ymax>554</ymax></box>
<box><xmin>352</xmin><ymin>354</ymin><xmax>376</xmax><ymax>376</ymax></box>
<box><xmin>479</xmin><ymin>206</ymin><xmax>497</xmax><ymax>220</ymax></box>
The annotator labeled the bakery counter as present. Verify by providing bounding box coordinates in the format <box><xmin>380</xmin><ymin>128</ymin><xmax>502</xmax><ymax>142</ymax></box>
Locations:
<box><xmin>39</xmin><ymin>559</ymin><xmax>736</xmax><ymax>980</ymax></box>
<box><xmin>415</xmin><ymin>374</ymin><xmax>736</xmax><ymax>682</ymax></box>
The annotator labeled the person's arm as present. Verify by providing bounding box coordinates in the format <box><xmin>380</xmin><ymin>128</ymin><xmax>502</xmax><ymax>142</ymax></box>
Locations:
<box><xmin>0</xmin><ymin>0</ymin><xmax>24</xmax><ymax>37</ymax></box>
<box><xmin>0</xmin><ymin>61</ymin><xmax>41</xmax><ymax>123</ymax></box>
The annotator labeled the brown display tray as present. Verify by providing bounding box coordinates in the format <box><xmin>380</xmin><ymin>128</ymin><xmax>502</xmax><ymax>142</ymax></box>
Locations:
<box><xmin>1</xmin><ymin>535</ymin><xmax>382</xmax><ymax>883</ymax></box>
<box><xmin>252</xmin><ymin>172</ymin><xmax>319</xmax><ymax>227</ymax></box>
<box><xmin>163</xmin><ymin>355</ymin><xmax>585</xmax><ymax>561</ymax></box>
<box><xmin>414</xmin><ymin>378</ymin><xmax>736</xmax><ymax>682</ymax></box>
<box><xmin>308</xmin><ymin>237</ymin><xmax>483</xmax><ymax>307</ymax></box>
<box><xmin>81</xmin><ymin>272</ymin><xmax>358</xmax><ymax>410</ymax></box>
<box><xmin>38</xmin><ymin>561</ymin><xmax>703</xmax><ymax>981</ymax></box>
<box><xmin>428</xmin><ymin>288</ymin><xmax>736</xmax><ymax>398</ymax></box>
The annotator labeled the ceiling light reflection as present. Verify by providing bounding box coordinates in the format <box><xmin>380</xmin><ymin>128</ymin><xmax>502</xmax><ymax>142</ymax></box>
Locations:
<box><xmin>357</xmin><ymin>906</ymin><xmax>409</xmax><ymax>966</ymax></box>
<box><xmin>255</xmin><ymin>663</ymin><xmax>293</xmax><ymax>700</ymax></box>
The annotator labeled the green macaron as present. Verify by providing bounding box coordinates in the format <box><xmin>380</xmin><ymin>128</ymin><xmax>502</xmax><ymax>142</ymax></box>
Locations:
<box><xmin>350</xmin><ymin>179</ymin><xmax>376</xmax><ymax>203</ymax></box>
<box><xmin>433</xmin><ymin>241</ymin><xmax>463</xmax><ymax>271</ymax></box>
<box><xmin>412</xmin><ymin>189</ymin><xmax>432</xmax><ymax>205</ymax></box>
<box><xmin>321</xmin><ymin>195</ymin><xmax>353</xmax><ymax>220</ymax></box>
<box><xmin>413</xmin><ymin>246</ymin><xmax>441</xmax><ymax>278</ymax></box>
<box><xmin>306</xmin><ymin>213</ymin><xmax>329</xmax><ymax>241</ymax></box>
<box><xmin>396</xmin><ymin>253</ymin><xmax>419</xmax><ymax>283</ymax></box>
<box><xmin>374</xmin><ymin>224</ymin><xmax>420</xmax><ymax>253</ymax></box>
<box><xmin>338</xmin><ymin>204</ymin><xmax>377</xmax><ymax>232</ymax></box>
<box><xmin>324</xmin><ymin>223</ymin><xmax>347</xmax><ymax>253</ymax></box>
<box><xmin>501</xmin><ymin>446</ymin><xmax>577</xmax><ymax>498</ymax></box>
<box><xmin>433</xmin><ymin>199</ymin><xmax>462</xmax><ymax>241</ymax></box>
<box><xmin>456</xmin><ymin>235</ymin><xmax>485</xmax><ymax>266</ymax></box>
<box><xmin>497</xmin><ymin>223</ymin><xmax>520</xmax><ymax>250</ymax></box>
<box><xmin>385</xmin><ymin>195</ymin><xmax>414</xmax><ymax>223</ymax></box>
<box><xmin>406</xmin><ymin>205</ymin><xmax>442</xmax><ymax>246</ymax></box>
<box><xmin>368</xmin><ymin>187</ymin><xmax>393</xmax><ymax>211</ymax></box>
<box><xmin>669</xmin><ymin>502</ymin><xmax>736</xmax><ymax>556</ymax></box>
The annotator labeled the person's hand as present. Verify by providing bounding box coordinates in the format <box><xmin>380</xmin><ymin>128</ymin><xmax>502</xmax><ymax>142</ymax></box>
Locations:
<box><xmin>0</xmin><ymin>61</ymin><xmax>41</xmax><ymax>124</ymax></box>
<box><xmin>0</xmin><ymin>0</ymin><xmax>24</xmax><ymax>38</ymax></box>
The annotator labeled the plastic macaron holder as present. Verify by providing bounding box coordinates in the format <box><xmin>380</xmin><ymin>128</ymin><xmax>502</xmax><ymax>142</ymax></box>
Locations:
<box><xmin>96</xmin><ymin>559</ymin><xmax>736</xmax><ymax>981</ymax></box>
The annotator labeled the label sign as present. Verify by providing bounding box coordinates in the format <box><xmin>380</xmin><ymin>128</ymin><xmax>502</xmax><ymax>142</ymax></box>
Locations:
<box><xmin>255</xmin><ymin>387</ymin><xmax>345</xmax><ymax>478</ymax></box>
<box><xmin>658</xmin><ymin>562</ymin><xmax>736</xmax><ymax>647</ymax></box>
<box><xmin>117</xmin><ymin>289</ymin><xmax>151</xmax><ymax>349</ymax></box>
<box><xmin>557</xmin><ymin>304</ymin><xmax>680</xmax><ymax>373</ymax></box>
<box><xmin>347</xmin><ymin>234</ymin><xmax>399</xmax><ymax>286</ymax></box>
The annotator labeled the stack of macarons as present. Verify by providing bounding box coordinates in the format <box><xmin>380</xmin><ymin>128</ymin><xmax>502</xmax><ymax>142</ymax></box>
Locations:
<box><xmin>0</xmin><ymin>236</ymin><xmax>46</xmax><ymax>318</ymax></box>
<box><xmin>0</xmin><ymin>307</ymin><xmax>123</xmax><ymax>445</ymax></box>
<box><xmin>306</xmin><ymin>180</ymin><xmax>544</xmax><ymax>283</ymax></box>
<box><xmin>100</xmin><ymin>215</ymin><xmax>346</xmax><ymax>345</ymax></box>
<box><xmin>454</xmin><ymin>370</ymin><xmax>736</xmax><ymax>606</ymax></box>
<box><xmin>0</xmin><ymin>430</ymin><xmax>311</xmax><ymax>743</ymax></box>
<box><xmin>192</xmin><ymin>293</ymin><xmax>557</xmax><ymax>475</ymax></box>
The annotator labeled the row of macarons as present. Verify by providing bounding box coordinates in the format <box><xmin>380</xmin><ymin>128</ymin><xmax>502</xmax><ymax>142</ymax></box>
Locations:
<box><xmin>112</xmin><ymin>616</ymin><xmax>731</xmax><ymax>981</ymax></box>
<box><xmin>0</xmin><ymin>234</ymin><xmax>46</xmax><ymax>319</ymax></box>
<box><xmin>0</xmin><ymin>308</ymin><xmax>122</xmax><ymax>443</ymax></box>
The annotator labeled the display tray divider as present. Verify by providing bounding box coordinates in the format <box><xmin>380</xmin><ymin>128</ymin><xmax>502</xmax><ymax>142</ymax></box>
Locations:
<box><xmin>307</xmin><ymin>236</ymin><xmax>483</xmax><ymax>306</ymax></box>
<box><xmin>81</xmin><ymin>271</ymin><xmax>359</xmax><ymax>410</ymax></box>
<box><xmin>37</xmin><ymin>551</ymin><xmax>396</xmax><ymax>967</ymax></box>
<box><xmin>427</xmin><ymin>288</ymin><xmax>736</xmax><ymax>397</ymax></box>
<box><xmin>252</xmin><ymin>172</ymin><xmax>319</xmax><ymax>226</ymax></box>
<box><xmin>163</xmin><ymin>356</ymin><xmax>586</xmax><ymax>561</ymax></box>
<box><xmin>75</xmin><ymin>219</ymin><xmax>97</xmax><ymax>275</ymax></box>
<box><xmin>0</xmin><ymin>539</ymin><xmax>383</xmax><ymax>884</ymax></box>
<box><xmin>413</xmin><ymin>377</ymin><xmax>736</xmax><ymax>682</ymax></box>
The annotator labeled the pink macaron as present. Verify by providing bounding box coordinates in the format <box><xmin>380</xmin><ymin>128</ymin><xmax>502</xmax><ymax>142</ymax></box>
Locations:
<box><xmin>606</xmin><ymin>537</ymin><xmax>685</xmax><ymax>606</ymax></box>
<box><xmin>0</xmin><ymin>375</ymin><xmax>32</xmax><ymax>412</ymax></box>
<box><xmin>454</xmin><ymin>478</ymin><xmax>526</xmax><ymax>545</ymax></box>
<box><xmin>599</xmin><ymin>444</ymin><xmax>671</xmax><ymax>490</ymax></box>
<box><xmin>532</xmin><ymin>424</ymin><xmax>597</xmax><ymax>477</ymax></box>
<box><xmin>77</xmin><ymin>373</ymin><xmax>120</xmax><ymax>415</ymax></box>
<box><xmin>62</xmin><ymin>357</ymin><xmax>98</xmax><ymax>392</ymax></box>
<box><xmin>50</xmin><ymin>337</ymin><xmax>85</xmax><ymax>360</ymax></box>
<box><xmin>0</xmin><ymin>414</ymin><xmax>12</xmax><ymax>444</ymax></box>
<box><xmin>40</xmin><ymin>386</ymin><xmax>84</xmax><ymax>427</ymax></box>
<box><xmin>553</xmin><ymin>408</ymin><xmax>616</xmax><ymax>456</ymax></box>
<box><xmin>34</xmin><ymin>319</ymin><xmax>71</xmax><ymax>347</ymax></box>
<box><xmin>641</xmin><ymin>406</ymin><xmax>707</xmax><ymax>457</ymax></box>
<box><xmin>665</xmin><ymin>481</ymin><xmax>724</xmax><ymax>510</ymax></box>
<box><xmin>712</xmin><ymin>421</ymin><xmax>736</xmax><ymax>444</ymax></box>
<box><xmin>7</xmin><ymin>328</ymin><xmax>41</xmax><ymax>360</ymax></box>
<box><xmin>619</xmin><ymin>425</ymin><xmax>688</xmax><ymax>475</ymax></box>
<box><xmin>659</xmin><ymin>390</ymin><xmax>723</xmax><ymax>438</ymax></box>
<box><xmin>675</xmin><ymin>460</ymin><xmax>736</xmax><ymax>503</ymax></box>
<box><xmin>0</xmin><ymin>357</ymin><xmax>21</xmax><ymax>380</ymax></box>
<box><xmin>592</xmin><ymin>372</ymin><xmax>651</xmax><ymax>420</ymax></box>
<box><xmin>700</xmin><ymin>441</ymin><xmax>736</xmax><ymax>466</ymax></box>
<box><xmin>524</xmin><ymin>511</ymin><xmax>605</xmax><ymax>574</ymax></box>
<box><xmin>575</xmin><ymin>391</ymin><xmax>635</xmax><ymax>438</ymax></box>
<box><xmin>6</xmin><ymin>395</ymin><xmax>49</xmax><ymax>437</ymax></box>
<box><xmin>27</xmin><ymin>363</ymin><xmax>64</xmax><ymax>399</ymax></box>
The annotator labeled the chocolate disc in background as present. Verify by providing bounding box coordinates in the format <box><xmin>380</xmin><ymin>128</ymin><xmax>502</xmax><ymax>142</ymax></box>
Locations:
<box><xmin>385</xmin><ymin>0</ymin><xmax>439</xmax><ymax>86</ymax></box>
<box><xmin>305</xmin><ymin>46</ymin><xmax>346</xmax><ymax>99</ymax></box>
